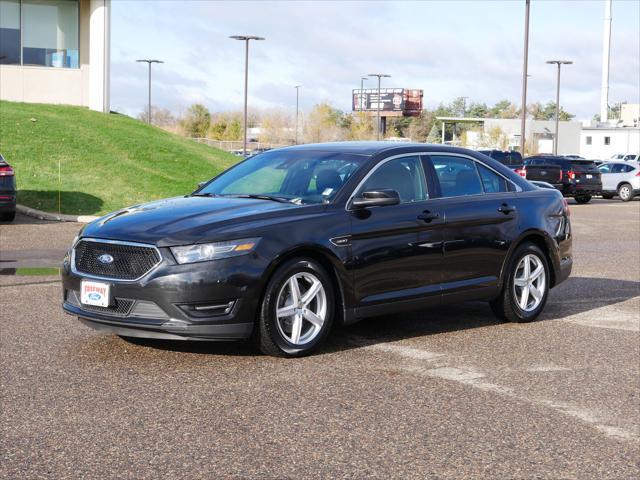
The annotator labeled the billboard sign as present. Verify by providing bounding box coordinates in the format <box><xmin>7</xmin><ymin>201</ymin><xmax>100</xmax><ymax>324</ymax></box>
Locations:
<box><xmin>352</xmin><ymin>88</ymin><xmax>423</xmax><ymax>116</ymax></box>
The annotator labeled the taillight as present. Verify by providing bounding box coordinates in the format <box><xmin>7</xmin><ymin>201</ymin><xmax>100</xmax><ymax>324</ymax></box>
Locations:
<box><xmin>515</xmin><ymin>167</ymin><xmax>527</xmax><ymax>178</ymax></box>
<box><xmin>566</xmin><ymin>170</ymin><xmax>575</xmax><ymax>180</ymax></box>
<box><xmin>636</xmin><ymin>171</ymin><xmax>640</xmax><ymax>177</ymax></box>
<box><xmin>563</xmin><ymin>198</ymin><xmax>571</xmax><ymax>216</ymax></box>
<box><xmin>0</xmin><ymin>165</ymin><xmax>14</xmax><ymax>176</ymax></box>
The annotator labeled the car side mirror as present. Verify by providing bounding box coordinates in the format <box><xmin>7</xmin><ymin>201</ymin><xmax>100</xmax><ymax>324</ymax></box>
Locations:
<box><xmin>351</xmin><ymin>189</ymin><xmax>401</xmax><ymax>209</ymax></box>
<box><xmin>197</xmin><ymin>181</ymin><xmax>208</xmax><ymax>189</ymax></box>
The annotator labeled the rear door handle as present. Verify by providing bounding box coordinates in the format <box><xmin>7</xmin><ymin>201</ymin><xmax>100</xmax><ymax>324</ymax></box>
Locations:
<box><xmin>498</xmin><ymin>203</ymin><xmax>517</xmax><ymax>215</ymax></box>
<box><xmin>417</xmin><ymin>210</ymin><xmax>440</xmax><ymax>223</ymax></box>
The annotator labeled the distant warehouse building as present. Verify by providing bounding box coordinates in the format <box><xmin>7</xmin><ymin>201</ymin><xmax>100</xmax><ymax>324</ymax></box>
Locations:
<box><xmin>0</xmin><ymin>0</ymin><xmax>110</xmax><ymax>112</ymax></box>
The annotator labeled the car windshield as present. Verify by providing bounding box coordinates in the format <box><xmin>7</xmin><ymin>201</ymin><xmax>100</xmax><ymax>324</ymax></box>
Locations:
<box><xmin>197</xmin><ymin>150</ymin><xmax>367</xmax><ymax>205</ymax></box>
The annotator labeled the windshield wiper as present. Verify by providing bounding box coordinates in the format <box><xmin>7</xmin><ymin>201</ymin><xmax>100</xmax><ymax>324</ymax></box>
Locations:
<box><xmin>225</xmin><ymin>194</ymin><xmax>292</xmax><ymax>203</ymax></box>
<box><xmin>190</xmin><ymin>192</ymin><xmax>217</xmax><ymax>197</ymax></box>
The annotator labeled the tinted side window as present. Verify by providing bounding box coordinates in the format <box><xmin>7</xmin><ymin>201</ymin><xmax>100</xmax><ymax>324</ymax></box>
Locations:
<box><xmin>611</xmin><ymin>163</ymin><xmax>628</xmax><ymax>174</ymax></box>
<box><xmin>598</xmin><ymin>164</ymin><xmax>613</xmax><ymax>173</ymax></box>
<box><xmin>431</xmin><ymin>156</ymin><xmax>483</xmax><ymax>198</ymax></box>
<box><xmin>358</xmin><ymin>156</ymin><xmax>427</xmax><ymax>203</ymax></box>
<box><xmin>477</xmin><ymin>164</ymin><xmax>508</xmax><ymax>193</ymax></box>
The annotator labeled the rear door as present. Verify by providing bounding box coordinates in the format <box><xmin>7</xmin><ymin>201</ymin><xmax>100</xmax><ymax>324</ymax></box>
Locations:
<box><xmin>349</xmin><ymin>155</ymin><xmax>443</xmax><ymax>309</ymax></box>
<box><xmin>428</xmin><ymin>154</ymin><xmax>519</xmax><ymax>297</ymax></box>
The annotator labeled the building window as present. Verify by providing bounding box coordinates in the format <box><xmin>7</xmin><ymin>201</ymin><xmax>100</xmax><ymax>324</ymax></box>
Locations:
<box><xmin>604</xmin><ymin>136</ymin><xmax>611</xmax><ymax>145</ymax></box>
<box><xmin>585</xmin><ymin>136</ymin><xmax>592</xmax><ymax>145</ymax></box>
<box><xmin>0</xmin><ymin>0</ymin><xmax>21</xmax><ymax>65</ymax></box>
<box><xmin>0</xmin><ymin>0</ymin><xmax>79</xmax><ymax>68</ymax></box>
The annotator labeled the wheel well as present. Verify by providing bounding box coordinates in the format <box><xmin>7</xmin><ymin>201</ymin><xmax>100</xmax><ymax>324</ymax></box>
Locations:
<box><xmin>262</xmin><ymin>248</ymin><xmax>346</xmax><ymax>325</ymax></box>
<box><xmin>617</xmin><ymin>181</ymin><xmax>632</xmax><ymax>191</ymax></box>
<box><xmin>514</xmin><ymin>234</ymin><xmax>557</xmax><ymax>287</ymax></box>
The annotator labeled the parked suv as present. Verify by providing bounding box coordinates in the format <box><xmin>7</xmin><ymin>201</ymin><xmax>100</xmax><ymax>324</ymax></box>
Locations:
<box><xmin>0</xmin><ymin>154</ymin><xmax>16</xmax><ymax>222</ymax></box>
<box><xmin>598</xmin><ymin>161</ymin><xmax>640</xmax><ymax>201</ymax></box>
<box><xmin>478</xmin><ymin>150</ymin><xmax>526</xmax><ymax>178</ymax></box>
<box><xmin>525</xmin><ymin>156</ymin><xmax>602</xmax><ymax>204</ymax></box>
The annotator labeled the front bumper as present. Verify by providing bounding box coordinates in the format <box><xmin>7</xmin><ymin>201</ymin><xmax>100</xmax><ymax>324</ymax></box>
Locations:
<box><xmin>61</xmin><ymin>250</ymin><xmax>262</xmax><ymax>341</ymax></box>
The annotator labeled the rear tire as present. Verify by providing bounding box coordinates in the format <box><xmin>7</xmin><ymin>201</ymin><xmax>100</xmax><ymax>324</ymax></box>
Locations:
<box><xmin>618</xmin><ymin>183</ymin><xmax>634</xmax><ymax>202</ymax></box>
<box><xmin>255</xmin><ymin>257</ymin><xmax>335</xmax><ymax>357</ymax></box>
<box><xmin>490</xmin><ymin>242</ymin><xmax>550</xmax><ymax>323</ymax></box>
<box><xmin>0</xmin><ymin>211</ymin><xmax>15</xmax><ymax>222</ymax></box>
<box><xmin>574</xmin><ymin>195</ymin><xmax>591</xmax><ymax>204</ymax></box>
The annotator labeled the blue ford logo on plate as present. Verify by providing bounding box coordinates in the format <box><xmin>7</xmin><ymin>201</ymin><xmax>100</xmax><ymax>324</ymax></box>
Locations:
<box><xmin>98</xmin><ymin>254</ymin><xmax>114</xmax><ymax>265</ymax></box>
<box><xmin>88</xmin><ymin>292</ymin><xmax>102</xmax><ymax>301</ymax></box>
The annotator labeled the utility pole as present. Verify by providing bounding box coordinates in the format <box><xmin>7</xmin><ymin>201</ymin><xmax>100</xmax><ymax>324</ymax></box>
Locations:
<box><xmin>368</xmin><ymin>73</ymin><xmax>391</xmax><ymax>140</ymax></box>
<box><xmin>230</xmin><ymin>35</ymin><xmax>265</xmax><ymax>155</ymax></box>
<box><xmin>546</xmin><ymin>60</ymin><xmax>573</xmax><ymax>155</ymax></box>
<box><xmin>136</xmin><ymin>59</ymin><xmax>164</xmax><ymax>124</ymax></box>
<box><xmin>294</xmin><ymin>85</ymin><xmax>301</xmax><ymax>144</ymax></box>
<box><xmin>519</xmin><ymin>0</ymin><xmax>530</xmax><ymax>154</ymax></box>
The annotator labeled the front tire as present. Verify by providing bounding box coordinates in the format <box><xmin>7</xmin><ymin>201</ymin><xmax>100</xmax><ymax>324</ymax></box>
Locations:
<box><xmin>618</xmin><ymin>183</ymin><xmax>634</xmax><ymax>202</ymax></box>
<box><xmin>490</xmin><ymin>242</ymin><xmax>550</xmax><ymax>323</ymax></box>
<box><xmin>574</xmin><ymin>195</ymin><xmax>591</xmax><ymax>204</ymax></box>
<box><xmin>255</xmin><ymin>258</ymin><xmax>335</xmax><ymax>357</ymax></box>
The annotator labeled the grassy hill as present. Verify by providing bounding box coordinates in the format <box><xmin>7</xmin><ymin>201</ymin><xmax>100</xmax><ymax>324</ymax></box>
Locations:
<box><xmin>0</xmin><ymin>101</ymin><xmax>238</xmax><ymax>215</ymax></box>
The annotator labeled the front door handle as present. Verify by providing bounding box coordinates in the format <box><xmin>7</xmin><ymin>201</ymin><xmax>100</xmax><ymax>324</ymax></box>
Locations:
<box><xmin>498</xmin><ymin>203</ymin><xmax>517</xmax><ymax>215</ymax></box>
<box><xmin>417</xmin><ymin>210</ymin><xmax>440</xmax><ymax>223</ymax></box>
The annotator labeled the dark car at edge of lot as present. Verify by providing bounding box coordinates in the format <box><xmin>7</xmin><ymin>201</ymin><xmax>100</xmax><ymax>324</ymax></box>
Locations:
<box><xmin>477</xmin><ymin>149</ymin><xmax>527</xmax><ymax>178</ymax></box>
<box><xmin>61</xmin><ymin>142</ymin><xmax>572</xmax><ymax>357</ymax></box>
<box><xmin>525</xmin><ymin>155</ymin><xmax>602</xmax><ymax>204</ymax></box>
<box><xmin>0</xmin><ymin>154</ymin><xmax>17</xmax><ymax>222</ymax></box>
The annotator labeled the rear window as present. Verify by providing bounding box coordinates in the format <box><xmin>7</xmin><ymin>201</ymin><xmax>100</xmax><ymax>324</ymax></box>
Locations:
<box><xmin>569</xmin><ymin>160</ymin><xmax>598</xmax><ymax>172</ymax></box>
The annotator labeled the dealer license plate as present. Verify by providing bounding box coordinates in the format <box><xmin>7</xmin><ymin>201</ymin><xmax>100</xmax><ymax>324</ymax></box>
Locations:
<box><xmin>80</xmin><ymin>280</ymin><xmax>110</xmax><ymax>307</ymax></box>
<box><xmin>586</xmin><ymin>174</ymin><xmax>593</xmax><ymax>179</ymax></box>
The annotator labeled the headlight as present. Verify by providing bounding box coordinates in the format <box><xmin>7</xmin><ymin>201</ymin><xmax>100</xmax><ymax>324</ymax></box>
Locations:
<box><xmin>170</xmin><ymin>238</ymin><xmax>260</xmax><ymax>264</ymax></box>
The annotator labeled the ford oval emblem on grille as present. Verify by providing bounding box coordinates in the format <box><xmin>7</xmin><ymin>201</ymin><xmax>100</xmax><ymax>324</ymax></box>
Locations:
<box><xmin>98</xmin><ymin>254</ymin><xmax>114</xmax><ymax>265</ymax></box>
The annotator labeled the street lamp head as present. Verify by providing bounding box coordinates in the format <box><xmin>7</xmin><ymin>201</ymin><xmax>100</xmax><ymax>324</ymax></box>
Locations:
<box><xmin>368</xmin><ymin>73</ymin><xmax>391</xmax><ymax>78</ymax></box>
<box><xmin>136</xmin><ymin>59</ymin><xmax>164</xmax><ymax>64</ymax></box>
<box><xmin>230</xmin><ymin>35</ymin><xmax>265</xmax><ymax>41</ymax></box>
<box><xmin>546</xmin><ymin>60</ymin><xmax>573</xmax><ymax>65</ymax></box>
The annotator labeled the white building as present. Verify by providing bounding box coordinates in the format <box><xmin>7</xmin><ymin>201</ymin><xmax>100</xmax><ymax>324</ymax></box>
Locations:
<box><xmin>580</xmin><ymin>127</ymin><xmax>640</xmax><ymax>159</ymax></box>
<box><xmin>0</xmin><ymin>0</ymin><xmax>110</xmax><ymax>112</ymax></box>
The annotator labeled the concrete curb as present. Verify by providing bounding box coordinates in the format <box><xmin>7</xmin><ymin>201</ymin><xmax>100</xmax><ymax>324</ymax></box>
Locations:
<box><xmin>16</xmin><ymin>204</ymin><xmax>99</xmax><ymax>224</ymax></box>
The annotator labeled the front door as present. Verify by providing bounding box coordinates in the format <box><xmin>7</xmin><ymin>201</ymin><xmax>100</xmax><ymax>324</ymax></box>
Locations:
<box><xmin>349</xmin><ymin>155</ymin><xmax>443</xmax><ymax>311</ymax></box>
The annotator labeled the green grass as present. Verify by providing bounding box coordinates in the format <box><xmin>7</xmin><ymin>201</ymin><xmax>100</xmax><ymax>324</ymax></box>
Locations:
<box><xmin>0</xmin><ymin>101</ymin><xmax>238</xmax><ymax>215</ymax></box>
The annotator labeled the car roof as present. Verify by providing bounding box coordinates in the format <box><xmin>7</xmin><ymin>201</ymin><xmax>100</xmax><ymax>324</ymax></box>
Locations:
<box><xmin>275</xmin><ymin>141</ymin><xmax>487</xmax><ymax>156</ymax></box>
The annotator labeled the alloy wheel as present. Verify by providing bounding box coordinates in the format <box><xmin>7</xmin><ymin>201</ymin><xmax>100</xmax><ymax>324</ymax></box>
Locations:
<box><xmin>513</xmin><ymin>254</ymin><xmax>546</xmax><ymax>312</ymax></box>
<box><xmin>275</xmin><ymin>272</ymin><xmax>327</xmax><ymax>345</ymax></box>
<box><xmin>619</xmin><ymin>185</ymin><xmax>631</xmax><ymax>201</ymax></box>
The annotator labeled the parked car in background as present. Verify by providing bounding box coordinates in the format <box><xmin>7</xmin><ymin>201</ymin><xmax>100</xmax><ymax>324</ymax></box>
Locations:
<box><xmin>609</xmin><ymin>153</ymin><xmax>627</xmax><ymax>161</ymax></box>
<box><xmin>623</xmin><ymin>154</ymin><xmax>639</xmax><ymax>162</ymax></box>
<box><xmin>598</xmin><ymin>161</ymin><xmax>640</xmax><ymax>202</ymax></box>
<box><xmin>61</xmin><ymin>142</ymin><xmax>572</xmax><ymax>357</ymax></box>
<box><xmin>562</xmin><ymin>155</ymin><xmax>585</xmax><ymax>160</ymax></box>
<box><xmin>525</xmin><ymin>156</ymin><xmax>602</xmax><ymax>204</ymax></box>
<box><xmin>0</xmin><ymin>154</ymin><xmax>16</xmax><ymax>222</ymax></box>
<box><xmin>477</xmin><ymin>150</ymin><xmax>527</xmax><ymax>178</ymax></box>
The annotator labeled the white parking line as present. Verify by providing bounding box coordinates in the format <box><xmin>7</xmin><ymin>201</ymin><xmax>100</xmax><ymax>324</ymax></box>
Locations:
<box><xmin>351</xmin><ymin>337</ymin><xmax>639</xmax><ymax>443</ymax></box>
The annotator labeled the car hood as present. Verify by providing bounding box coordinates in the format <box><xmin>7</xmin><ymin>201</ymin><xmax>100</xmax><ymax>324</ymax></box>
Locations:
<box><xmin>81</xmin><ymin>196</ymin><xmax>303</xmax><ymax>246</ymax></box>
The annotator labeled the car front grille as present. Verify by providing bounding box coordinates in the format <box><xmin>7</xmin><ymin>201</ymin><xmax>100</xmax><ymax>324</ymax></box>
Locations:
<box><xmin>73</xmin><ymin>239</ymin><xmax>161</xmax><ymax>280</ymax></box>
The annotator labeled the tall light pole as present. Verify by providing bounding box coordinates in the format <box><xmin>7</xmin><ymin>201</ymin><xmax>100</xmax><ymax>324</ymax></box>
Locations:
<box><xmin>136</xmin><ymin>59</ymin><xmax>164</xmax><ymax>125</ymax></box>
<box><xmin>294</xmin><ymin>85</ymin><xmax>301</xmax><ymax>144</ymax></box>
<box><xmin>368</xmin><ymin>73</ymin><xmax>391</xmax><ymax>140</ymax></box>
<box><xmin>519</xmin><ymin>0</ymin><xmax>530</xmax><ymax>154</ymax></box>
<box><xmin>546</xmin><ymin>60</ymin><xmax>573</xmax><ymax>155</ymax></box>
<box><xmin>230</xmin><ymin>35</ymin><xmax>265</xmax><ymax>155</ymax></box>
<box><xmin>359</xmin><ymin>77</ymin><xmax>368</xmax><ymax>110</ymax></box>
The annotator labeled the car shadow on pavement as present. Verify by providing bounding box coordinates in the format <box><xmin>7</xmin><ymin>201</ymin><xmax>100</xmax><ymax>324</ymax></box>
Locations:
<box><xmin>323</xmin><ymin>276</ymin><xmax>639</xmax><ymax>354</ymax></box>
<box><xmin>17</xmin><ymin>190</ymin><xmax>103</xmax><ymax>216</ymax></box>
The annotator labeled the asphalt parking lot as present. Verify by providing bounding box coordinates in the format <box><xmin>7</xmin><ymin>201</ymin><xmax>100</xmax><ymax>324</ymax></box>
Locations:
<box><xmin>1</xmin><ymin>199</ymin><xmax>639</xmax><ymax>479</ymax></box>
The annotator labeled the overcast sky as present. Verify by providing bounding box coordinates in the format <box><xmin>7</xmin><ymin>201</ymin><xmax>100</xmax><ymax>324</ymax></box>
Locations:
<box><xmin>110</xmin><ymin>0</ymin><xmax>640</xmax><ymax>120</ymax></box>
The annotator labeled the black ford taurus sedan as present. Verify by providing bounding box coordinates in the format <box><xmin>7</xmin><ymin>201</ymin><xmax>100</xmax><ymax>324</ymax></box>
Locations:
<box><xmin>62</xmin><ymin>142</ymin><xmax>572</xmax><ymax>357</ymax></box>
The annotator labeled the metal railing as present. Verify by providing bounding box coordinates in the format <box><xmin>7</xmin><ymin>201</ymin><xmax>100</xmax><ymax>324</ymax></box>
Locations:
<box><xmin>189</xmin><ymin>138</ymin><xmax>291</xmax><ymax>152</ymax></box>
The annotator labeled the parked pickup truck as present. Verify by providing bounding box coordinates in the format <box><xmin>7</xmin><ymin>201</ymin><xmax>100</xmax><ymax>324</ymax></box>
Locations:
<box><xmin>525</xmin><ymin>156</ymin><xmax>602</xmax><ymax>204</ymax></box>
